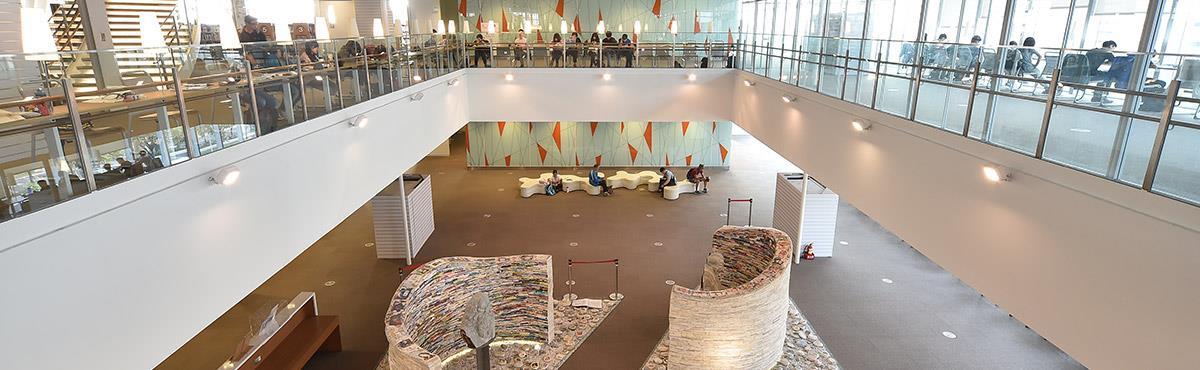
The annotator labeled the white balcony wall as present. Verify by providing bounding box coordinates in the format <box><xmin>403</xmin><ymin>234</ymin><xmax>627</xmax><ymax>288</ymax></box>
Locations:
<box><xmin>1</xmin><ymin>68</ymin><xmax>1198</xmax><ymax>370</ymax></box>
<box><xmin>0</xmin><ymin>70</ymin><xmax>468</xmax><ymax>370</ymax></box>
<box><xmin>731</xmin><ymin>71</ymin><xmax>1200</xmax><ymax>370</ymax></box>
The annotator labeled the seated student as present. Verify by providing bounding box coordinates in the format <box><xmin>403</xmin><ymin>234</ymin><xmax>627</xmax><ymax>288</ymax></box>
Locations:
<box><xmin>657</xmin><ymin>167</ymin><xmax>677</xmax><ymax>198</ymax></box>
<box><xmin>686</xmin><ymin>164</ymin><xmax>710</xmax><ymax>194</ymax></box>
<box><xmin>588</xmin><ymin>164</ymin><xmax>613</xmax><ymax>195</ymax></box>
<box><xmin>546</xmin><ymin>169</ymin><xmax>565</xmax><ymax>195</ymax></box>
<box><xmin>1085</xmin><ymin>40</ymin><xmax>1125</xmax><ymax>103</ymax></box>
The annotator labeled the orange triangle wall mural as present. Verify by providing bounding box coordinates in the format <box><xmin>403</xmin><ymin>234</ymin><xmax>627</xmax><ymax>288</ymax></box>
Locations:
<box><xmin>465</xmin><ymin>121</ymin><xmax>731</xmax><ymax>168</ymax></box>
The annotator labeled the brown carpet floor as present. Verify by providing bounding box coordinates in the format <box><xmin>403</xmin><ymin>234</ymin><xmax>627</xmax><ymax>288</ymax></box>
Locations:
<box><xmin>156</xmin><ymin>131</ymin><xmax>1081</xmax><ymax>370</ymax></box>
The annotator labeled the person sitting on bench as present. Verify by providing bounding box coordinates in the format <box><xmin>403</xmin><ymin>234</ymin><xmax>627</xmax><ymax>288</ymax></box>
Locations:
<box><xmin>589</xmin><ymin>164</ymin><xmax>613</xmax><ymax>196</ymax></box>
<box><xmin>657</xmin><ymin>167</ymin><xmax>677</xmax><ymax>198</ymax></box>
<box><xmin>546</xmin><ymin>170</ymin><xmax>564</xmax><ymax>195</ymax></box>
<box><xmin>686</xmin><ymin>164</ymin><xmax>710</xmax><ymax>194</ymax></box>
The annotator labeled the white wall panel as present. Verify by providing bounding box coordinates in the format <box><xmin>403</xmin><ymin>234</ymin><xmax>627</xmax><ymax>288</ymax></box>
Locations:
<box><xmin>733</xmin><ymin>71</ymin><xmax>1200</xmax><ymax>370</ymax></box>
<box><xmin>0</xmin><ymin>70</ymin><xmax>468</xmax><ymax>370</ymax></box>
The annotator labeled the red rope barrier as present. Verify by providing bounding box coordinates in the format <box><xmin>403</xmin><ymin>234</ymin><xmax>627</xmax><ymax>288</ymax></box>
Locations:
<box><xmin>569</xmin><ymin>258</ymin><xmax>619</xmax><ymax>265</ymax></box>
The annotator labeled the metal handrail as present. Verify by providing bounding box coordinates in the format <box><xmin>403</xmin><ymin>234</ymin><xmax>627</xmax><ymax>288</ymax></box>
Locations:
<box><xmin>740</xmin><ymin>34</ymin><xmax>1200</xmax><ymax>206</ymax></box>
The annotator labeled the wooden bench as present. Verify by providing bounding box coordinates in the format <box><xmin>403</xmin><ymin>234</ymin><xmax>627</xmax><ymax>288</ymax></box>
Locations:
<box><xmin>225</xmin><ymin>292</ymin><xmax>341</xmax><ymax>370</ymax></box>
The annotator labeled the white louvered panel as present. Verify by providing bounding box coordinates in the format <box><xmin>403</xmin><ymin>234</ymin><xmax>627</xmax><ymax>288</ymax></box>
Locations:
<box><xmin>0</xmin><ymin>0</ymin><xmax>21</xmax><ymax>56</ymax></box>
<box><xmin>800</xmin><ymin>189</ymin><xmax>839</xmax><ymax>258</ymax></box>
<box><xmin>354</xmin><ymin>0</ymin><xmax>384</xmax><ymax>36</ymax></box>
<box><xmin>772</xmin><ymin>173</ymin><xmax>805</xmax><ymax>249</ymax></box>
<box><xmin>370</xmin><ymin>194</ymin><xmax>409</xmax><ymax>259</ymax></box>
<box><xmin>405</xmin><ymin>176</ymin><xmax>435</xmax><ymax>258</ymax></box>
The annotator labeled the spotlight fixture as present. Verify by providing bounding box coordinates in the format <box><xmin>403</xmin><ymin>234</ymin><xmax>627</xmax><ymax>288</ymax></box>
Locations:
<box><xmin>505</xmin><ymin>73</ymin><xmax>514</xmax><ymax>81</ymax></box>
<box><xmin>982</xmin><ymin>165</ymin><xmax>1011</xmax><ymax>183</ymax></box>
<box><xmin>743</xmin><ymin>79</ymin><xmax>755</xmax><ymax>87</ymax></box>
<box><xmin>447</xmin><ymin>78</ymin><xmax>460</xmax><ymax>86</ymax></box>
<box><xmin>412</xmin><ymin>75</ymin><xmax>423</xmax><ymax>82</ymax></box>
<box><xmin>410</xmin><ymin>92</ymin><xmax>425</xmax><ymax>101</ymax></box>
<box><xmin>602</xmin><ymin>73</ymin><xmax>612</xmax><ymax>81</ymax></box>
<box><xmin>687</xmin><ymin>73</ymin><xmax>697</xmax><ymax>81</ymax></box>
<box><xmin>781</xmin><ymin>95</ymin><xmax>797</xmax><ymax>103</ymax></box>
<box><xmin>851</xmin><ymin>120</ymin><xmax>872</xmax><ymax>131</ymax></box>
<box><xmin>209</xmin><ymin>166</ymin><xmax>241</xmax><ymax>186</ymax></box>
<box><xmin>349</xmin><ymin>115</ymin><xmax>369</xmax><ymax>127</ymax></box>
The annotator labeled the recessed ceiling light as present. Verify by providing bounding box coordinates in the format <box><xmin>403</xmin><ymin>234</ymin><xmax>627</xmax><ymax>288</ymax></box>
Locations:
<box><xmin>851</xmin><ymin>121</ymin><xmax>872</xmax><ymax>131</ymax></box>
<box><xmin>942</xmin><ymin>331</ymin><xmax>958</xmax><ymax>339</ymax></box>
<box><xmin>412</xmin><ymin>75</ymin><xmax>422</xmax><ymax>82</ymax></box>
<box><xmin>781</xmin><ymin>95</ymin><xmax>797</xmax><ymax>103</ymax></box>
<box><xmin>602</xmin><ymin>73</ymin><xmax>612</xmax><ymax>81</ymax></box>
<box><xmin>687</xmin><ymin>73</ymin><xmax>697</xmax><ymax>81</ymax></box>
<box><xmin>409</xmin><ymin>92</ymin><xmax>424</xmax><ymax>101</ymax></box>
<box><xmin>982</xmin><ymin>165</ymin><xmax>1011</xmax><ymax>182</ymax></box>
<box><xmin>209</xmin><ymin>166</ymin><xmax>241</xmax><ymax>186</ymax></box>
<box><xmin>505</xmin><ymin>73</ymin><xmax>514</xmax><ymax>81</ymax></box>
<box><xmin>1069</xmin><ymin>128</ymin><xmax>1092</xmax><ymax>133</ymax></box>
<box><xmin>838</xmin><ymin>241</ymin><xmax>849</xmax><ymax>245</ymax></box>
<box><xmin>447</xmin><ymin>78</ymin><xmax>459</xmax><ymax>86</ymax></box>
<box><xmin>743</xmin><ymin>79</ymin><xmax>755</xmax><ymax>86</ymax></box>
<box><xmin>349</xmin><ymin>115</ymin><xmax>369</xmax><ymax>127</ymax></box>
<box><xmin>881</xmin><ymin>278</ymin><xmax>894</xmax><ymax>284</ymax></box>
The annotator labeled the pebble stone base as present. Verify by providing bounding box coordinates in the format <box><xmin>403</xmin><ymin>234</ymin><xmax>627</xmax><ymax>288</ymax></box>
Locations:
<box><xmin>642</xmin><ymin>301</ymin><xmax>841</xmax><ymax>370</ymax></box>
<box><xmin>378</xmin><ymin>297</ymin><xmax>619</xmax><ymax>370</ymax></box>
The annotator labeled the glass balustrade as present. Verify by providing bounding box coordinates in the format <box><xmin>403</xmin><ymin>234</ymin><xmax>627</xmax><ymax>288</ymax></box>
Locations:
<box><xmin>737</xmin><ymin>35</ymin><xmax>1200</xmax><ymax>206</ymax></box>
<box><xmin>3</xmin><ymin>31</ymin><xmax>1199</xmax><ymax>222</ymax></box>
<box><xmin>0</xmin><ymin>34</ymin><xmax>466</xmax><ymax>221</ymax></box>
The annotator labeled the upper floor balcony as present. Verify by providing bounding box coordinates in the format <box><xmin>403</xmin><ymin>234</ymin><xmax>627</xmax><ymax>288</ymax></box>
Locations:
<box><xmin>2</xmin><ymin>30</ymin><xmax>1198</xmax><ymax>224</ymax></box>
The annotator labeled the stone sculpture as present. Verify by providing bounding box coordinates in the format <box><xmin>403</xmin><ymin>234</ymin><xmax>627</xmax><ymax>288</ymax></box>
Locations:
<box><xmin>462</xmin><ymin>292</ymin><xmax>496</xmax><ymax>348</ymax></box>
<box><xmin>701</xmin><ymin>252</ymin><xmax>727</xmax><ymax>291</ymax></box>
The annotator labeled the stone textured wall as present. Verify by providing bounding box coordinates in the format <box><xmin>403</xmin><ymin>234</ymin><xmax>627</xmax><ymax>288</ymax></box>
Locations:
<box><xmin>384</xmin><ymin>255</ymin><xmax>554</xmax><ymax>369</ymax></box>
<box><xmin>668</xmin><ymin>227</ymin><xmax>793</xmax><ymax>370</ymax></box>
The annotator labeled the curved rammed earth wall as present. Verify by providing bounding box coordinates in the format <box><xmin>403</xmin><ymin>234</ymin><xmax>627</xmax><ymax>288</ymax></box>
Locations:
<box><xmin>668</xmin><ymin>226</ymin><xmax>792</xmax><ymax>370</ymax></box>
<box><xmin>384</xmin><ymin>255</ymin><xmax>553</xmax><ymax>369</ymax></box>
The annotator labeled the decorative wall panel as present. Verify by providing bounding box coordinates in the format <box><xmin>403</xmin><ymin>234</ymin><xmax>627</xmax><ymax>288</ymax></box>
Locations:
<box><xmin>466</xmin><ymin>121</ymin><xmax>731</xmax><ymax>167</ymax></box>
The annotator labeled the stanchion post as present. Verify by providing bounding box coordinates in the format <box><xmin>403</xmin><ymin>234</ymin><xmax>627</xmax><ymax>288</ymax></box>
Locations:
<box><xmin>609</xmin><ymin>259</ymin><xmax>623</xmax><ymax>300</ymax></box>
<box><xmin>566</xmin><ymin>260</ymin><xmax>576</xmax><ymax>301</ymax></box>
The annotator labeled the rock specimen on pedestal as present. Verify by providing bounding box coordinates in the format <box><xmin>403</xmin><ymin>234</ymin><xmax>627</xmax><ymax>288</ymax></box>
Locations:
<box><xmin>461</xmin><ymin>292</ymin><xmax>496</xmax><ymax>348</ymax></box>
<box><xmin>701</xmin><ymin>252</ymin><xmax>727</xmax><ymax>291</ymax></box>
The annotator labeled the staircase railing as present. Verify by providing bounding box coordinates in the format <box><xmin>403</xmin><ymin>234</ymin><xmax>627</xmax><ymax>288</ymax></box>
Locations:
<box><xmin>52</xmin><ymin>1</ymin><xmax>83</xmax><ymax>53</ymax></box>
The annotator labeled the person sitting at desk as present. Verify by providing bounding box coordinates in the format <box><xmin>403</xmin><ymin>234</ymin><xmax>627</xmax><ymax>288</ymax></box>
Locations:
<box><xmin>951</xmin><ymin>36</ymin><xmax>983</xmax><ymax>81</ymax></box>
<box><xmin>134</xmin><ymin>150</ymin><xmax>156</xmax><ymax>171</ymax></box>
<box><xmin>513</xmin><ymin>30</ymin><xmax>530</xmax><ymax>67</ymax></box>
<box><xmin>619</xmin><ymin>34</ymin><xmax>634</xmax><ymax>68</ymax></box>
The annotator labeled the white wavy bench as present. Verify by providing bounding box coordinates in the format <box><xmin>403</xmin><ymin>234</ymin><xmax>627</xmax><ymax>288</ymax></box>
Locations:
<box><xmin>518</xmin><ymin>172</ymin><xmax>604</xmax><ymax>197</ymax></box>
<box><xmin>662</xmin><ymin>180</ymin><xmax>698</xmax><ymax>200</ymax></box>
<box><xmin>607</xmin><ymin>170</ymin><xmax>661</xmax><ymax>190</ymax></box>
